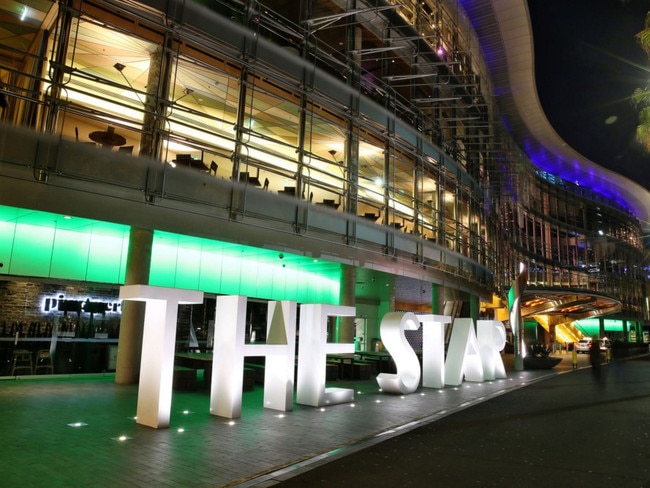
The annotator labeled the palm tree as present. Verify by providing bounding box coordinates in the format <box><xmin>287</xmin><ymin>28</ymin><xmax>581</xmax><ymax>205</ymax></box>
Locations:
<box><xmin>632</xmin><ymin>11</ymin><xmax>650</xmax><ymax>152</ymax></box>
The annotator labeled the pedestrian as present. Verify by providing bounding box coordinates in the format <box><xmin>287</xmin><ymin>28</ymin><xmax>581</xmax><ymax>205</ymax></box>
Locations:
<box><xmin>589</xmin><ymin>339</ymin><xmax>602</xmax><ymax>382</ymax></box>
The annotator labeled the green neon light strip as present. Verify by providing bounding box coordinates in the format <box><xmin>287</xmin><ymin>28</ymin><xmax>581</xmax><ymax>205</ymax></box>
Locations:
<box><xmin>149</xmin><ymin>230</ymin><xmax>340</xmax><ymax>302</ymax></box>
<box><xmin>574</xmin><ymin>318</ymin><xmax>625</xmax><ymax>335</ymax></box>
<box><xmin>0</xmin><ymin>205</ymin><xmax>340</xmax><ymax>303</ymax></box>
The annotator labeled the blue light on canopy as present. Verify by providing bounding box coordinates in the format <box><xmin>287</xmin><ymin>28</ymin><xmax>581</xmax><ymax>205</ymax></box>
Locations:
<box><xmin>458</xmin><ymin>0</ymin><xmax>639</xmax><ymax>219</ymax></box>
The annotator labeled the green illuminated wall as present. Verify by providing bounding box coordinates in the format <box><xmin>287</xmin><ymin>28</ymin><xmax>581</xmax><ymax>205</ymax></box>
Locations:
<box><xmin>0</xmin><ymin>207</ymin><xmax>129</xmax><ymax>283</ymax></box>
<box><xmin>603</xmin><ymin>319</ymin><xmax>624</xmax><ymax>332</ymax></box>
<box><xmin>0</xmin><ymin>206</ymin><xmax>340</xmax><ymax>303</ymax></box>
<box><xmin>574</xmin><ymin>318</ymin><xmax>600</xmax><ymax>337</ymax></box>
<box><xmin>148</xmin><ymin>231</ymin><xmax>340</xmax><ymax>302</ymax></box>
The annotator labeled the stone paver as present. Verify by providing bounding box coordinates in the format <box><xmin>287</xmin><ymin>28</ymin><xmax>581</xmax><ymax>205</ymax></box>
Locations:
<box><xmin>0</xmin><ymin>353</ymin><xmax>588</xmax><ymax>488</ymax></box>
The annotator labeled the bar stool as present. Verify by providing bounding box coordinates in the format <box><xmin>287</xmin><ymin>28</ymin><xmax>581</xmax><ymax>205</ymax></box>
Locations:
<box><xmin>11</xmin><ymin>349</ymin><xmax>33</xmax><ymax>375</ymax></box>
<box><xmin>34</xmin><ymin>350</ymin><xmax>54</xmax><ymax>374</ymax></box>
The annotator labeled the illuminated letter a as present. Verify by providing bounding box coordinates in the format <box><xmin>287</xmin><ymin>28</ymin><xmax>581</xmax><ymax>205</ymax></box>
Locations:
<box><xmin>445</xmin><ymin>318</ymin><xmax>484</xmax><ymax>386</ymax></box>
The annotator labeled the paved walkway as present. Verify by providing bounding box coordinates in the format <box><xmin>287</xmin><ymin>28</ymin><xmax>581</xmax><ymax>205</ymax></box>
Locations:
<box><xmin>271</xmin><ymin>354</ymin><xmax>650</xmax><ymax>488</ymax></box>
<box><xmin>0</xmin><ymin>352</ymin><xmax>601</xmax><ymax>487</ymax></box>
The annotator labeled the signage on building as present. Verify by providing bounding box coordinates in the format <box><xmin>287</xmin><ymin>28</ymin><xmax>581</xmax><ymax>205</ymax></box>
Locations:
<box><xmin>120</xmin><ymin>285</ymin><xmax>507</xmax><ymax>429</ymax></box>
<box><xmin>41</xmin><ymin>295</ymin><xmax>121</xmax><ymax>315</ymax></box>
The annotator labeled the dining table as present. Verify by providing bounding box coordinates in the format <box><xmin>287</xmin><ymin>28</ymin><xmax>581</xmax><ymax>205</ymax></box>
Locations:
<box><xmin>318</xmin><ymin>199</ymin><xmax>340</xmax><ymax>209</ymax></box>
<box><xmin>88</xmin><ymin>126</ymin><xmax>127</xmax><ymax>148</ymax></box>
<box><xmin>174</xmin><ymin>352</ymin><xmax>257</xmax><ymax>389</ymax></box>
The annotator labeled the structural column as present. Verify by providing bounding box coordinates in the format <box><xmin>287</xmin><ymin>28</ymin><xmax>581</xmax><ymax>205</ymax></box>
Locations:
<box><xmin>115</xmin><ymin>33</ymin><xmax>172</xmax><ymax>384</ymax></box>
<box><xmin>431</xmin><ymin>283</ymin><xmax>444</xmax><ymax>314</ymax></box>
<box><xmin>469</xmin><ymin>294</ymin><xmax>479</xmax><ymax>321</ymax></box>
<box><xmin>43</xmin><ymin>0</ymin><xmax>74</xmax><ymax>134</ymax></box>
<box><xmin>337</xmin><ymin>264</ymin><xmax>356</xmax><ymax>343</ymax></box>
<box><xmin>115</xmin><ymin>227</ymin><xmax>153</xmax><ymax>384</ymax></box>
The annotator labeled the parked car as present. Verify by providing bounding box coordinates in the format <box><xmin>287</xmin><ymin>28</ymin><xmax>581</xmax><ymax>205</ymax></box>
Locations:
<box><xmin>576</xmin><ymin>337</ymin><xmax>610</xmax><ymax>353</ymax></box>
<box><xmin>576</xmin><ymin>337</ymin><xmax>594</xmax><ymax>354</ymax></box>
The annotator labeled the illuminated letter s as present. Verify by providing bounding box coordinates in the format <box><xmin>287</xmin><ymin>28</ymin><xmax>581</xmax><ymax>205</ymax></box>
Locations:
<box><xmin>376</xmin><ymin>312</ymin><xmax>420</xmax><ymax>394</ymax></box>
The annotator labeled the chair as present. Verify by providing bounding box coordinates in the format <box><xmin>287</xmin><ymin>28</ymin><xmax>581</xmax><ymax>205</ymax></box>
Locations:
<box><xmin>247</xmin><ymin>167</ymin><xmax>261</xmax><ymax>186</ymax></box>
<box><xmin>118</xmin><ymin>145</ymin><xmax>134</xmax><ymax>154</ymax></box>
<box><xmin>11</xmin><ymin>349</ymin><xmax>33</xmax><ymax>375</ymax></box>
<box><xmin>34</xmin><ymin>350</ymin><xmax>54</xmax><ymax>374</ymax></box>
<box><xmin>209</xmin><ymin>160</ymin><xmax>218</xmax><ymax>175</ymax></box>
<box><xmin>174</xmin><ymin>154</ymin><xmax>194</xmax><ymax>168</ymax></box>
<box><xmin>76</xmin><ymin>127</ymin><xmax>97</xmax><ymax>147</ymax></box>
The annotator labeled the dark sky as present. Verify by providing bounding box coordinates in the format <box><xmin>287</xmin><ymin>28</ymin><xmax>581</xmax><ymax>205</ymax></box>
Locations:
<box><xmin>528</xmin><ymin>0</ymin><xmax>650</xmax><ymax>190</ymax></box>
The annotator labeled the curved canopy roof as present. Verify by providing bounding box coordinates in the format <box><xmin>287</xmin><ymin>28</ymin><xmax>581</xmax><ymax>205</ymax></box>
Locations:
<box><xmin>461</xmin><ymin>0</ymin><xmax>650</xmax><ymax>235</ymax></box>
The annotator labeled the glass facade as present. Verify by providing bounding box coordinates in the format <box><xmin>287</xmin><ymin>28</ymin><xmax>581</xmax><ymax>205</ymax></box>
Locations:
<box><xmin>23</xmin><ymin>1</ymin><xmax>491</xmax><ymax>265</ymax></box>
<box><xmin>0</xmin><ymin>0</ymin><xmax>647</xmax><ymax>375</ymax></box>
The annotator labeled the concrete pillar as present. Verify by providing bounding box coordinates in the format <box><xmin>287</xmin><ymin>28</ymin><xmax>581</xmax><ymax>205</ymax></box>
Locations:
<box><xmin>469</xmin><ymin>294</ymin><xmax>479</xmax><ymax>322</ymax></box>
<box><xmin>337</xmin><ymin>264</ymin><xmax>356</xmax><ymax>343</ymax></box>
<box><xmin>115</xmin><ymin>227</ymin><xmax>153</xmax><ymax>384</ymax></box>
<box><xmin>431</xmin><ymin>283</ymin><xmax>444</xmax><ymax>314</ymax></box>
<box><xmin>599</xmin><ymin>317</ymin><xmax>605</xmax><ymax>339</ymax></box>
<box><xmin>115</xmin><ymin>34</ymin><xmax>170</xmax><ymax>385</ymax></box>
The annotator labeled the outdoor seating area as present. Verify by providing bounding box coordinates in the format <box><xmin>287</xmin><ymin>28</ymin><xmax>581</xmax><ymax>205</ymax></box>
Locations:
<box><xmin>170</xmin><ymin>350</ymin><xmax>397</xmax><ymax>393</ymax></box>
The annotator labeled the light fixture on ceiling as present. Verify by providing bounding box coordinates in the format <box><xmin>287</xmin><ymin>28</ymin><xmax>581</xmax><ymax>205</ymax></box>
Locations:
<box><xmin>304</xmin><ymin>5</ymin><xmax>399</xmax><ymax>33</ymax></box>
<box><xmin>328</xmin><ymin>149</ymin><xmax>346</xmax><ymax>176</ymax></box>
<box><xmin>412</xmin><ymin>97</ymin><xmax>461</xmax><ymax>103</ymax></box>
<box><xmin>384</xmin><ymin>73</ymin><xmax>438</xmax><ymax>82</ymax></box>
<box><xmin>113</xmin><ymin>62</ymin><xmax>143</xmax><ymax>104</ymax></box>
<box><xmin>173</xmin><ymin>87</ymin><xmax>194</xmax><ymax>103</ymax></box>
<box><xmin>328</xmin><ymin>149</ymin><xmax>343</xmax><ymax>164</ymax></box>
<box><xmin>348</xmin><ymin>46</ymin><xmax>408</xmax><ymax>56</ymax></box>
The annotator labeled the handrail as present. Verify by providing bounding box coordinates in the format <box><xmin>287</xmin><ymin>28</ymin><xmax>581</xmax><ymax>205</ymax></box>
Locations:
<box><xmin>0</xmin><ymin>124</ymin><xmax>494</xmax><ymax>297</ymax></box>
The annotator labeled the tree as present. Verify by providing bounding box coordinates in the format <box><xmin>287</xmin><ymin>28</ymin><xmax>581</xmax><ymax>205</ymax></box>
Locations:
<box><xmin>632</xmin><ymin>11</ymin><xmax>650</xmax><ymax>152</ymax></box>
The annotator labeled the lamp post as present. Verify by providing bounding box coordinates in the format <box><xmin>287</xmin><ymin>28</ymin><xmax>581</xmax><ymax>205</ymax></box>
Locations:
<box><xmin>508</xmin><ymin>262</ymin><xmax>527</xmax><ymax>371</ymax></box>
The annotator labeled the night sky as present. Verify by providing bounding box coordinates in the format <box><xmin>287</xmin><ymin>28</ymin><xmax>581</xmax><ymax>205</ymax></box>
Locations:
<box><xmin>528</xmin><ymin>0</ymin><xmax>650</xmax><ymax>190</ymax></box>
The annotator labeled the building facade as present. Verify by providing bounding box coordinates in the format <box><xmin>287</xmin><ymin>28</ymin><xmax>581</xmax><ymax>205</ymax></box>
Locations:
<box><xmin>0</xmin><ymin>0</ymin><xmax>647</xmax><ymax>376</ymax></box>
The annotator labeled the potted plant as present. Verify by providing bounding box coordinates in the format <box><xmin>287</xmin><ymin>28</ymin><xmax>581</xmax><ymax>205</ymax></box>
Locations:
<box><xmin>523</xmin><ymin>343</ymin><xmax>562</xmax><ymax>370</ymax></box>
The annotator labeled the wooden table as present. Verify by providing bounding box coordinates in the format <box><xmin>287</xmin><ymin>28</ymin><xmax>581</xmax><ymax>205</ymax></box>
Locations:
<box><xmin>356</xmin><ymin>350</ymin><xmax>396</xmax><ymax>374</ymax></box>
<box><xmin>89</xmin><ymin>126</ymin><xmax>126</xmax><ymax>148</ymax></box>
<box><xmin>360</xmin><ymin>212</ymin><xmax>379</xmax><ymax>221</ymax></box>
<box><xmin>174</xmin><ymin>352</ymin><xmax>256</xmax><ymax>389</ymax></box>
<box><xmin>326</xmin><ymin>353</ymin><xmax>377</xmax><ymax>379</ymax></box>
<box><xmin>318</xmin><ymin>199</ymin><xmax>340</xmax><ymax>209</ymax></box>
<box><xmin>278</xmin><ymin>186</ymin><xmax>296</xmax><ymax>196</ymax></box>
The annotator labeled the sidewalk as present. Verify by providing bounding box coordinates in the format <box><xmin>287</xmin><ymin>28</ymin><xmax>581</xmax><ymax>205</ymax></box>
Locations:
<box><xmin>0</xmin><ymin>352</ymin><xmax>589</xmax><ymax>488</ymax></box>
<box><xmin>272</xmin><ymin>353</ymin><xmax>650</xmax><ymax>487</ymax></box>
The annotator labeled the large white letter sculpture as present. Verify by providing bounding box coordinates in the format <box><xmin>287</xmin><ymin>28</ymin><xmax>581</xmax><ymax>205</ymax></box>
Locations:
<box><xmin>445</xmin><ymin>318</ymin><xmax>484</xmax><ymax>386</ymax></box>
<box><xmin>210</xmin><ymin>296</ymin><xmax>297</xmax><ymax>418</ymax></box>
<box><xmin>262</xmin><ymin>300</ymin><xmax>297</xmax><ymax>411</ymax></box>
<box><xmin>119</xmin><ymin>284</ymin><xmax>204</xmax><ymax>429</ymax></box>
<box><xmin>417</xmin><ymin>314</ymin><xmax>452</xmax><ymax>389</ymax></box>
<box><xmin>376</xmin><ymin>312</ymin><xmax>421</xmax><ymax>394</ymax></box>
<box><xmin>296</xmin><ymin>304</ymin><xmax>356</xmax><ymax>407</ymax></box>
<box><xmin>477</xmin><ymin>320</ymin><xmax>507</xmax><ymax>381</ymax></box>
